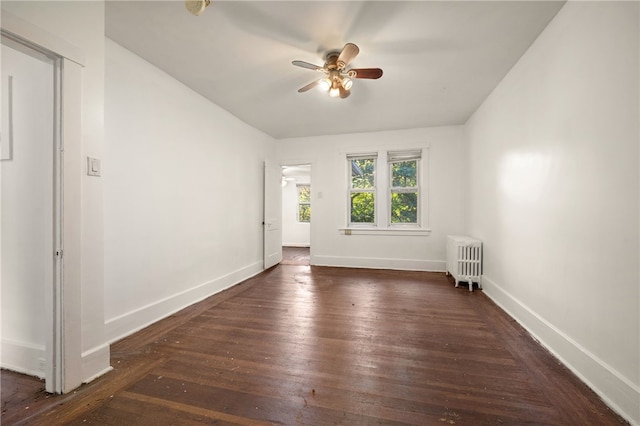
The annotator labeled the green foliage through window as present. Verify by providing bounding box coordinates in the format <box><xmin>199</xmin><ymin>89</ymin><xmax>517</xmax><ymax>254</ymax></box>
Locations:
<box><xmin>351</xmin><ymin>159</ymin><xmax>375</xmax><ymax>189</ymax></box>
<box><xmin>349</xmin><ymin>157</ymin><xmax>376</xmax><ymax>224</ymax></box>
<box><xmin>350</xmin><ymin>192</ymin><xmax>375</xmax><ymax>223</ymax></box>
<box><xmin>391</xmin><ymin>161</ymin><xmax>417</xmax><ymax>187</ymax></box>
<box><xmin>297</xmin><ymin>185</ymin><xmax>311</xmax><ymax>222</ymax></box>
<box><xmin>391</xmin><ymin>192</ymin><xmax>418</xmax><ymax>223</ymax></box>
<box><xmin>347</xmin><ymin>152</ymin><xmax>421</xmax><ymax>227</ymax></box>
<box><xmin>390</xmin><ymin>158</ymin><xmax>419</xmax><ymax>224</ymax></box>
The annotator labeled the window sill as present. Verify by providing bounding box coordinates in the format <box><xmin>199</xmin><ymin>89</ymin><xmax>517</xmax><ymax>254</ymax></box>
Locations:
<box><xmin>339</xmin><ymin>227</ymin><xmax>431</xmax><ymax>236</ymax></box>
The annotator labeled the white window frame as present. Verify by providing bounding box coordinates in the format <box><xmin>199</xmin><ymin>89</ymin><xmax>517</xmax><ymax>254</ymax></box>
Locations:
<box><xmin>297</xmin><ymin>184</ymin><xmax>311</xmax><ymax>223</ymax></box>
<box><xmin>342</xmin><ymin>148</ymin><xmax>430</xmax><ymax>236</ymax></box>
<box><xmin>388</xmin><ymin>150</ymin><xmax>421</xmax><ymax>228</ymax></box>
<box><xmin>347</xmin><ymin>153</ymin><xmax>378</xmax><ymax>227</ymax></box>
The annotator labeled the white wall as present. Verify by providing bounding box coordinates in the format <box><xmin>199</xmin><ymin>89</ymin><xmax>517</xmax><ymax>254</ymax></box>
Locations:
<box><xmin>104</xmin><ymin>39</ymin><xmax>275</xmax><ymax>343</ymax></box>
<box><xmin>277</xmin><ymin>126</ymin><xmax>467</xmax><ymax>271</ymax></box>
<box><xmin>1</xmin><ymin>1</ymin><xmax>109</xmax><ymax>388</ymax></box>
<box><xmin>282</xmin><ymin>179</ymin><xmax>311</xmax><ymax>247</ymax></box>
<box><xmin>466</xmin><ymin>2</ymin><xmax>639</xmax><ymax>423</ymax></box>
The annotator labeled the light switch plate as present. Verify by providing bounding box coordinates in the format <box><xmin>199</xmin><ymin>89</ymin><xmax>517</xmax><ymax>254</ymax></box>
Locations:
<box><xmin>87</xmin><ymin>157</ymin><xmax>101</xmax><ymax>177</ymax></box>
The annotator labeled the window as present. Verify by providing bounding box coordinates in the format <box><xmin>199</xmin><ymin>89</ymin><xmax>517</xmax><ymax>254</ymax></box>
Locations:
<box><xmin>297</xmin><ymin>184</ymin><xmax>311</xmax><ymax>222</ymax></box>
<box><xmin>389</xmin><ymin>150</ymin><xmax>420</xmax><ymax>225</ymax></box>
<box><xmin>346</xmin><ymin>149</ymin><xmax>424</xmax><ymax>230</ymax></box>
<box><xmin>348</xmin><ymin>153</ymin><xmax>377</xmax><ymax>225</ymax></box>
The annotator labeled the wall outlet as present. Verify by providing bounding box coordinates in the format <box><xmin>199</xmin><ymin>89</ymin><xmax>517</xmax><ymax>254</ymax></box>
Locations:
<box><xmin>38</xmin><ymin>357</ymin><xmax>46</xmax><ymax>371</ymax></box>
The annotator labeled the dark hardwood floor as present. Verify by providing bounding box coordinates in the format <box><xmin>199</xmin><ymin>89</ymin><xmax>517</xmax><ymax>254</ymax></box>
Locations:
<box><xmin>1</xmin><ymin>265</ymin><xmax>627</xmax><ymax>425</ymax></box>
<box><xmin>280</xmin><ymin>247</ymin><xmax>310</xmax><ymax>266</ymax></box>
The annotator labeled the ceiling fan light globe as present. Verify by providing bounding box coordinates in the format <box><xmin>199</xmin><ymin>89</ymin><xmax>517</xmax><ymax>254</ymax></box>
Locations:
<box><xmin>329</xmin><ymin>87</ymin><xmax>340</xmax><ymax>98</ymax></box>
<box><xmin>185</xmin><ymin>0</ymin><xmax>209</xmax><ymax>16</ymax></box>
<box><xmin>319</xmin><ymin>78</ymin><xmax>331</xmax><ymax>91</ymax></box>
<box><xmin>341</xmin><ymin>77</ymin><xmax>353</xmax><ymax>90</ymax></box>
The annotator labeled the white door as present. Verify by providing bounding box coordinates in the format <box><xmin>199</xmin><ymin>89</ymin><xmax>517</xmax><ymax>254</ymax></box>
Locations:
<box><xmin>263</xmin><ymin>161</ymin><xmax>282</xmax><ymax>269</ymax></box>
<box><xmin>1</xmin><ymin>35</ymin><xmax>60</xmax><ymax>390</ymax></box>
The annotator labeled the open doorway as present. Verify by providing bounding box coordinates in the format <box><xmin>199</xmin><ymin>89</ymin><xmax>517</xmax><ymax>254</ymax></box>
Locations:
<box><xmin>281</xmin><ymin>164</ymin><xmax>311</xmax><ymax>266</ymax></box>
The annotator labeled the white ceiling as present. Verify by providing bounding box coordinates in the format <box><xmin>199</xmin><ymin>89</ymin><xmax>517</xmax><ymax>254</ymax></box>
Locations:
<box><xmin>105</xmin><ymin>1</ymin><xmax>565</xmax><ymax>139</ymax></box>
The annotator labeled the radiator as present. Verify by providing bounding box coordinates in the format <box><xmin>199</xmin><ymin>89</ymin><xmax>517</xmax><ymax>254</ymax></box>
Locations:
<box><xmin>446</xmin><ymin>235</ymin><xmax>482</xmax><ymax>291</ymax></box>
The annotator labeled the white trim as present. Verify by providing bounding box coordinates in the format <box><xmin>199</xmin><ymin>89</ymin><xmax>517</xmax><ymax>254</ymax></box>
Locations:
<box><xmin>104</xmin><ymin>261</ymin><xmax>264</xmax><ymax>345</ymax></box>
<box><xmin>339</xmin><ymin>227</ymin><xmax>431</xmax><ymax>236</ymax></box>
<box><xmin>0</xmin><ymin>338</ymin><xmax>46</xmax><ymax>378</ymax></box>
<box><xmin>0</xmin><ymin>11</ymin><xmax>84</xmax><ymax>66</ymax></box>
<box><xmin>482</xmin><ymin>275</ymin><xmax>640</xmax><ymax>425</ymax></box>
<box><xmin>312</xmin><ymin>255</ymin><xmax>445</xmax><ymax>272</ymax></box>
<box><xmin>81</xmin><ymin>343</ymin><xmax>112</xmax><ymax>384</ymax></box>
<box><xmin>0</xmin><ymin>31</ymin><xmax>68</xmax><ymax>394</ymax></box>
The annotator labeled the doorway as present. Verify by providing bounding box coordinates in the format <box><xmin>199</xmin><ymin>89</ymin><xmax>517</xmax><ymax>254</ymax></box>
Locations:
<box><xmin>1</xmin><ymin>34</ymin><xmax>62</xmax><ymax>392</ymax></box>
<box><xmin>281</xmin><ymin>164</ymin><xmax>311</xmax><ymax>265</ymax></box>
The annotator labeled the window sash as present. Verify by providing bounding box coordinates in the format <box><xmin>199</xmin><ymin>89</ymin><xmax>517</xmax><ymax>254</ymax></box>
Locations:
<box><xmin>297</xmin><ymin>184</ymin><xmax>311</xmax><ymax>222</ymax></box>
<box><xmin>348</xmin><ymin>154</ymin><xmax>377</xmax><ymax>226</ymax></box>
<box><xmin>388</xmin><ymin>156</ymin><xmax>420</xmax><ymax>226</ymax></box>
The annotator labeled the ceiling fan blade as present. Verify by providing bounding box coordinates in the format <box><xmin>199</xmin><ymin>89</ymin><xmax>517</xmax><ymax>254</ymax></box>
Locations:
<box><xmin>298</xmin><ymin>80</ymin><xmax>320</xmax><ymax>93</ymax></box>
<box><xmin>292</xmin><ymin>60</ymin><xmax>324</xmax><ymax>72</ymax></box>
<box><xmin>338</xmin><ymin>86</ymin><xmax>351</xmax><ymax>99</ymax></box>
<box><xmin>337</xmin><ymin>43</ymin><xmax>359</xmax><ymax>69</ymax></box>
<box><xmin>350</xmin><ymin>68</ymin><xmax>383</xmax><ymax>79</ymax></box>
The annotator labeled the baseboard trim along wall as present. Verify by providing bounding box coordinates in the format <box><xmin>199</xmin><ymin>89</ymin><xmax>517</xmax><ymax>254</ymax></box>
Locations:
<box><xmin>104</xmin><ymin>261</ymin><xmax>264</xmax><ymax>345</ymax></box>
<box><xmin>312</xmin><ymin>255</ymin><xmax>446</xmax><ymax>272</ymax></box>
<box><xmin>0</xmin><ymin>338</ymin><xmax>46</xmax><ymax>378</ymax></box>
<box><xmin>481</xmin><ymin>275</ymin><xmax>640</xmax><ymax>425</ymax></box>
<box><xmin>82</xmin><ymin>343</ymin><xmax>113</xmax><ymax>384</ymax></box>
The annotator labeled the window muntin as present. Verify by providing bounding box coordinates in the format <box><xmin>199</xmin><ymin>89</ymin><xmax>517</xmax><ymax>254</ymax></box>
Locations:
<box><xmin>348</xmin><ymin>154</ymin><xmax>377</xmax><ymax>225</ymax></box>
<box><xmin>297</xmin><ymin>184</ymin><xmax>311</xmax><ymax>222</ymax></box>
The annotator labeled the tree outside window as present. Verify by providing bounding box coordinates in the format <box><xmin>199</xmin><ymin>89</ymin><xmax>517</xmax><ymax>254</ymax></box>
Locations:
<box><xmin>297</xmin><ymin>184</ymin><xmax>311</xmax><ymax>222</ymax></box>
<box><xmin>349</xmin><ymin>155</ymin><xmax>376</xmax><ymax>225</ymax></box>
<box><xmin>346</xmin><ymin>150</ymin><xmax>422</xmax><ymax>228</ymax></box>
<box><xmin>390</xmin><ymin>159</ymin><xmax>419</xmax><ymax>224</ymax></box>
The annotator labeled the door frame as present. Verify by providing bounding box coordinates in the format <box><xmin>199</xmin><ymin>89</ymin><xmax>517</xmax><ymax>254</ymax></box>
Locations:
<box><xmin>279</xmin><ymin>160</ymin><xmax>314</xmax><ymax>262</ymax></box>
<box><xmin>1</xmin><ymin>30</ymin><xmax>63</xmax><ymax>394</ymax></box>
<box><xmin>1</xmin><ymin>12</ymin><xmax>85</xmax><ymax>393</ymax></box>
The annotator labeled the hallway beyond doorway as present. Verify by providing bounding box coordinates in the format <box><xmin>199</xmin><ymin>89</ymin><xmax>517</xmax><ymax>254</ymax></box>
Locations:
<box><xmin>280</xmin><ymin>246</ymin><xmax>310</xmax><ymax>266</ymax></box>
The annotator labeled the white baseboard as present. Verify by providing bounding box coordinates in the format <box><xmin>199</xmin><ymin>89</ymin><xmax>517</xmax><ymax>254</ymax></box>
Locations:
<box><xmin>1</xmin><ymin>338</ymin><xmax>112</xmax><ymax>387</ymax></box>
<box><xmin>0</xmin><ymin>338</ymin><xmax>45</xmax><ymax>378</ymax></box>
<box><xmin>311</xmin><ymin>255</ymin><xmax>446</xmax><ymax>272</ymax></box>
<box><xmin>105</xmin><ymin>261</ymin><xmax>264</xmax><ymax>345</ymax></box>
<box><xmin>482</xmin><ymin>275</ymin><xmax>640</xmax><ymax>426</ymax></box>
<box><xmin>282</xmin><ymin>243</ymin><xmax>310</xmax><ymax>247</ymax></box>
<box><xmin>82</xmin><ymin>343</ymin><xmax>112</xmax><ymax>384</ymax></box>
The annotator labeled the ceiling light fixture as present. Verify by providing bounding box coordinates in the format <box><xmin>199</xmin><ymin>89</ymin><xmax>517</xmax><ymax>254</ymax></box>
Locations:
<box><xmin>293</xmin><ymin>43</ymin><xmax>383</xmax><ymax>99</ymax></box>
<box><xmin>185</xmin><ymin>0</ymin><xmax>211</xmax><ymax>16</ymax></box>
<box><xmin>329</xmin><ymin>81</ymin><xmax>340</xmax><ymax>98</ymax></box>
<box><xmin>318</xmin><ymin>78</ymin><xmax>331</xmax><ymax>92</ymax></box>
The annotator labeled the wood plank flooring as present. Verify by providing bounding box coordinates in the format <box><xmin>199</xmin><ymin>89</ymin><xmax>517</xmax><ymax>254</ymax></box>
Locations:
<box><xmin>280</xmin><ymin>247</ymin><xmax>310</xmax><ymax>266</ymax></box>
<box><xmin>1</xmin><ymin>264</ymin><xmax>627</xmax><ymax>425</ymax></box>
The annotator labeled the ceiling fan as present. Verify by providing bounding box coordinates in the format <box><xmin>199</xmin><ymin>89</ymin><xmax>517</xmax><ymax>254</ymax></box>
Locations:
<box><xmin>292</xmin><ymin>43</ymin><xmax>383</xmax><ymax>99</ymax></box>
